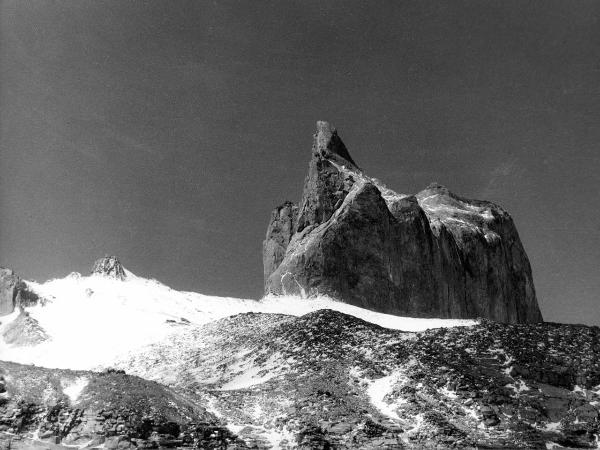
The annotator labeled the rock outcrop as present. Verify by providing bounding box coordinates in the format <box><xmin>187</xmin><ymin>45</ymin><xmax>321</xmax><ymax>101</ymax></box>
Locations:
<box><xmin>0</xmin><ymin>269</ymin><xmax>20</xmax><ymax>316</ymax></box>
<box><xmin>2</xmin><ymin>310</ymin><xmax>48</xmax><ymax>346</ymax></box>
<box><xmin>263</xmin><ymin>121</ymin><xmax>543</xmax><ymax>323</ymax></box>
<box><xmin>0</xmin><ymin>268</ymin><xmax>38</xmax><ymax>317</ymax></box>
<box><xmin>263</xmin><ymin>201</ymin><xmax>298</xmax><ymax>288</ymax></box>
<box><xmin>91</xmin><ymin>256</ymin><xmax>126</xmax><ymax>280</ymax></box>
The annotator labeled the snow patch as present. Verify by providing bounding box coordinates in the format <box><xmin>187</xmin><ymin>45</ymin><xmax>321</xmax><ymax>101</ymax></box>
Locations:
<box><xmin>506</xmin><ymin>379</ymin><xmax>529</xmax><ymax>395</ymax></box>
<box><xmin>0</xmin><ymin>310</ymin><xmax>21</xmax><ymax>333</ymax></box>
<box><xmin>220</xmin><ymin>353</ymin><xmax>282</xmax><ymax>390</ymax></box>
<box><xmin>62</xmin><ymin>377</ymin><xmax>88</xmax><ymax>403</ymax></box>
<box><xmin>439</xmin><ymin>386</ymin><xmax>458</xmax><ymax>399</ymax></box>
<box><xmin>261</xmin><ymin>295</ymin><xmax>478</xmax><ymax>332</ymax></box>
<box><xmin>367</xmin><ymin>370</ymin><xmax>408</xmax><ymax>421</ymax></box>
<box><xmin>543</xmin><ymin>421</ymin><xmax>562</xmax><ymax>432</ymax></box>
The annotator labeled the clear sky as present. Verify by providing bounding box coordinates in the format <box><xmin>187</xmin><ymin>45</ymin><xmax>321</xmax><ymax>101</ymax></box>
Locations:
<box><xmin>1</xmin><ymin>1</ymin><xmax>599</xmax><ymax>325</ymax></box>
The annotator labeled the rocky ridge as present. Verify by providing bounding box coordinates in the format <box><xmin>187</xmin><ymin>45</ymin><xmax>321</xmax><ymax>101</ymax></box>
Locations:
<box><xmin>113</xmin><ymin>310</ymin><xmax>600</xmax><ymax>449</ymax></box>
<box><xmin>264</xmin><ymin>121</ymin><xmax>543</xmax><ymax>323</ymax></box>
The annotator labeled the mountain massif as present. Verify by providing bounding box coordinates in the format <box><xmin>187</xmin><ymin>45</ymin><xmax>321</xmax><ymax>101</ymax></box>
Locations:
<box><xmin>264</xmin><ymin>122</ymin><xmax>543</xmax><ymax>323</ymax></box>
<box><xmin>0</xmin><ymin>124</ymin><xmax>596</xmax><ymax>449</ymax></box>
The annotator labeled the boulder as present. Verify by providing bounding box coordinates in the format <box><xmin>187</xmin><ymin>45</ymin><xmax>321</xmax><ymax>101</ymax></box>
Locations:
<box><xmin>263</xmin><ymin>121</ymin><xmax>543</xmax><ymax>323</ymax></box>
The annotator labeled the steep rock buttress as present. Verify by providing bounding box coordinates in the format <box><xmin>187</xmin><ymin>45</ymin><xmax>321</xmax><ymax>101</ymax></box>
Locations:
<box><xmin>263</xmin><ymin>121</ymin><xmax>543</xmax><ymax>323</ymax></box>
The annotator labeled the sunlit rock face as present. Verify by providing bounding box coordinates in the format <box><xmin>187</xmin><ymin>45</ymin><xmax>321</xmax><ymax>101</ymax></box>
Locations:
<box><xmin>0</xmin><ymin>268</ymin><xmax>38</xmax><ymax>317</ymax></box>
<box><xmin>0</xmin><ymin>268</ymin><xmax>20</xmax><ymax>316</ymax></box>
<box><xmin>264</xmin><ymin>121</ymin><xmax>543</xmax><ymax>323</ymax></box>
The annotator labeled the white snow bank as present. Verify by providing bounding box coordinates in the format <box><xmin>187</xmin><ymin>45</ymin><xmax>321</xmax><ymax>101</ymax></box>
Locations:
<box><xmin>0</xmin><ymin>271</ymin><xmax>477</xmax><ymax>371</ymax></box>
<box><xmin>0</xmin><ymin>272</ymin><xmax>263</xmax><ymax>370</ymax></box>
<box><xmin>261</xmin><ymin>295</ymin><xmax>479</xmax><ymax>332</ymax></box>
<box><xmin>62</xmin><ymin>377</ymin><xmax>88</xmax><ymax>403</ymax></box>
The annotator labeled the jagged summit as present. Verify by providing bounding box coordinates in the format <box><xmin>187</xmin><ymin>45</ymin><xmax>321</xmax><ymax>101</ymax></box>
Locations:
<box><xmin>264</xmin><ymin>122</ymin><xmax>543</xmax><ymax>323</ymax></box>
<box><xmin>313</xmin><ymin>121</ymin><xmax>359</xmax><ymax>169</ymax></box>
<box><xmin>91</xmin><ymin>255</ymin><xmax>126</xmax><ymax>280</ymax></box>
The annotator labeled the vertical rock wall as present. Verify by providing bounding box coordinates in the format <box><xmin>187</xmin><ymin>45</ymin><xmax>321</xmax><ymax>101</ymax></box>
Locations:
<box><xmin>263</xmin><ymin>122</ymin><xmax>543</xmax><ymax>323</ymax></box>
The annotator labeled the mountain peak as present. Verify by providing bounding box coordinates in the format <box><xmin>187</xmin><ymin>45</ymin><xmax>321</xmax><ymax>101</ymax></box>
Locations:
<box><xmin>265</xmin><ymin>121</ymin><xmax>543</xmax><ymax>324</ymax></box>
<box><xmin>313</xmin><ymin>121</ymin><xmax>358</xmax><ymax>168</ymax></box>
<box><xmin>423</xmin><ymin>182</ymin><xmax>450</xmax><ymax>193</ymax></box>
<box><xmin>91</xmin><ymin>256</ymin><xmax>126</xmax><ymax>280</ymax></box>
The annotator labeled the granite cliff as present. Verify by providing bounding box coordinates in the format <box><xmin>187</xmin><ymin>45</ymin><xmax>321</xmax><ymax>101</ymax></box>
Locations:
<box><xmin>264</xmin><ymin>121</ymin><xmax>543</xmax><ymax>323</ymax></box>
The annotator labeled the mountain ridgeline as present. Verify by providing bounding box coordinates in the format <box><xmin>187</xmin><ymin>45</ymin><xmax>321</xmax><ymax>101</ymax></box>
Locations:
<box><xmin>264</xmin><ymin>121</ymin><xmax>543</xmax><ymax>323</ymax></box>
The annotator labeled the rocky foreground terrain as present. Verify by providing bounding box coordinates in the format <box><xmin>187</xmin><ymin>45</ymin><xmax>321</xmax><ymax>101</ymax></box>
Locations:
<box><xmin>113</xmin><ymin>311</ymin><xmax>600</xmax><ymax>449</ymax></box>
<box><xmin>0</xmin><ymin>279</ymin><xmax>599</xmax><ymax>448</ymax></box>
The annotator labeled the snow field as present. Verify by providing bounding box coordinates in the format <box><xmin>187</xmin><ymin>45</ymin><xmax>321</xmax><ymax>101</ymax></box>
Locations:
<box><xmin>0</xmin><ymin>270</ymin><xmax>478</xmax><ymax>371</ymax></box>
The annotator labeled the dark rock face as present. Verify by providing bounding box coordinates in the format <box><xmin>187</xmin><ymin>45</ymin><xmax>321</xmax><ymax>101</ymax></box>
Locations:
<box><xmin>0</xmin><ymin>268</ymin><xmax>38</xmax><ymax>317</ymax></box>
<box><xmin>264</xmin><ymin>122</ymin><xmax>543</xmax><ymax>323</ymax></box>
<box><xmin>91</xmin><ymin>256</ymin><xmax>126</xmax><ymax>280</ymax></box>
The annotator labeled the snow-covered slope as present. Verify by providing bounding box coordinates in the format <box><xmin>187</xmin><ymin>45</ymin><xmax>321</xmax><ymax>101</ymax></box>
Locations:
<box><xmin>0</xmin><ymin>268</ymin><xmax>477</xmax><ymax>370</ymax></box>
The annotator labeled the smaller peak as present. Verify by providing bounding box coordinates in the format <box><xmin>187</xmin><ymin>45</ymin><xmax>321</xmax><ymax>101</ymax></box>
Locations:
<box><xmin>313</xmin><ymin>121</ymin><xmax>358</xmax><ymax>169</ymax></box>
<box><xmin>425</xmin><ymin>182</ymin><xmax>450</xmax><ymax>193</ymax></box>
<box><xmin>91</xmin><ymin>255</ymin><xmax>126</xmax><ymax>280</ymax></box>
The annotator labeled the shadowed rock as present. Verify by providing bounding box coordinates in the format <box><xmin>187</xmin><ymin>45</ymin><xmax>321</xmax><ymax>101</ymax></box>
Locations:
<box><xmin>263</xmin><ymin>121</ymin><xmax>543</xmax><ymax>323</ymax></box>
<box><xmin>263</xmin><ymin>201</ymin><xmax>298</xmax><ymax>290</ymax></box>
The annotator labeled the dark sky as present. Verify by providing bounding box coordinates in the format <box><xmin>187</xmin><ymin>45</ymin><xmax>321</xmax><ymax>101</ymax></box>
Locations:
<box><xmin>1</xmin><ymin>1</ymin><xmax>599</xmax><ymax>325</ymax></box>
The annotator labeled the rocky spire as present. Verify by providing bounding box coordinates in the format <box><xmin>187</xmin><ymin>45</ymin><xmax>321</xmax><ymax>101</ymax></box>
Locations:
<box><xmin>91</xmin><ymin>256</ymin><xmax>126</xmax><ymax>280</ymax></box>
<box><xmin>264</xmin><ymin>121</ymin><xmax>543</xmax><ymax>324</ymax></box>
<box><xmin>313</xmin><ymin>121</ymin><xmax>358</xmax><ymax>169</ymax></box>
